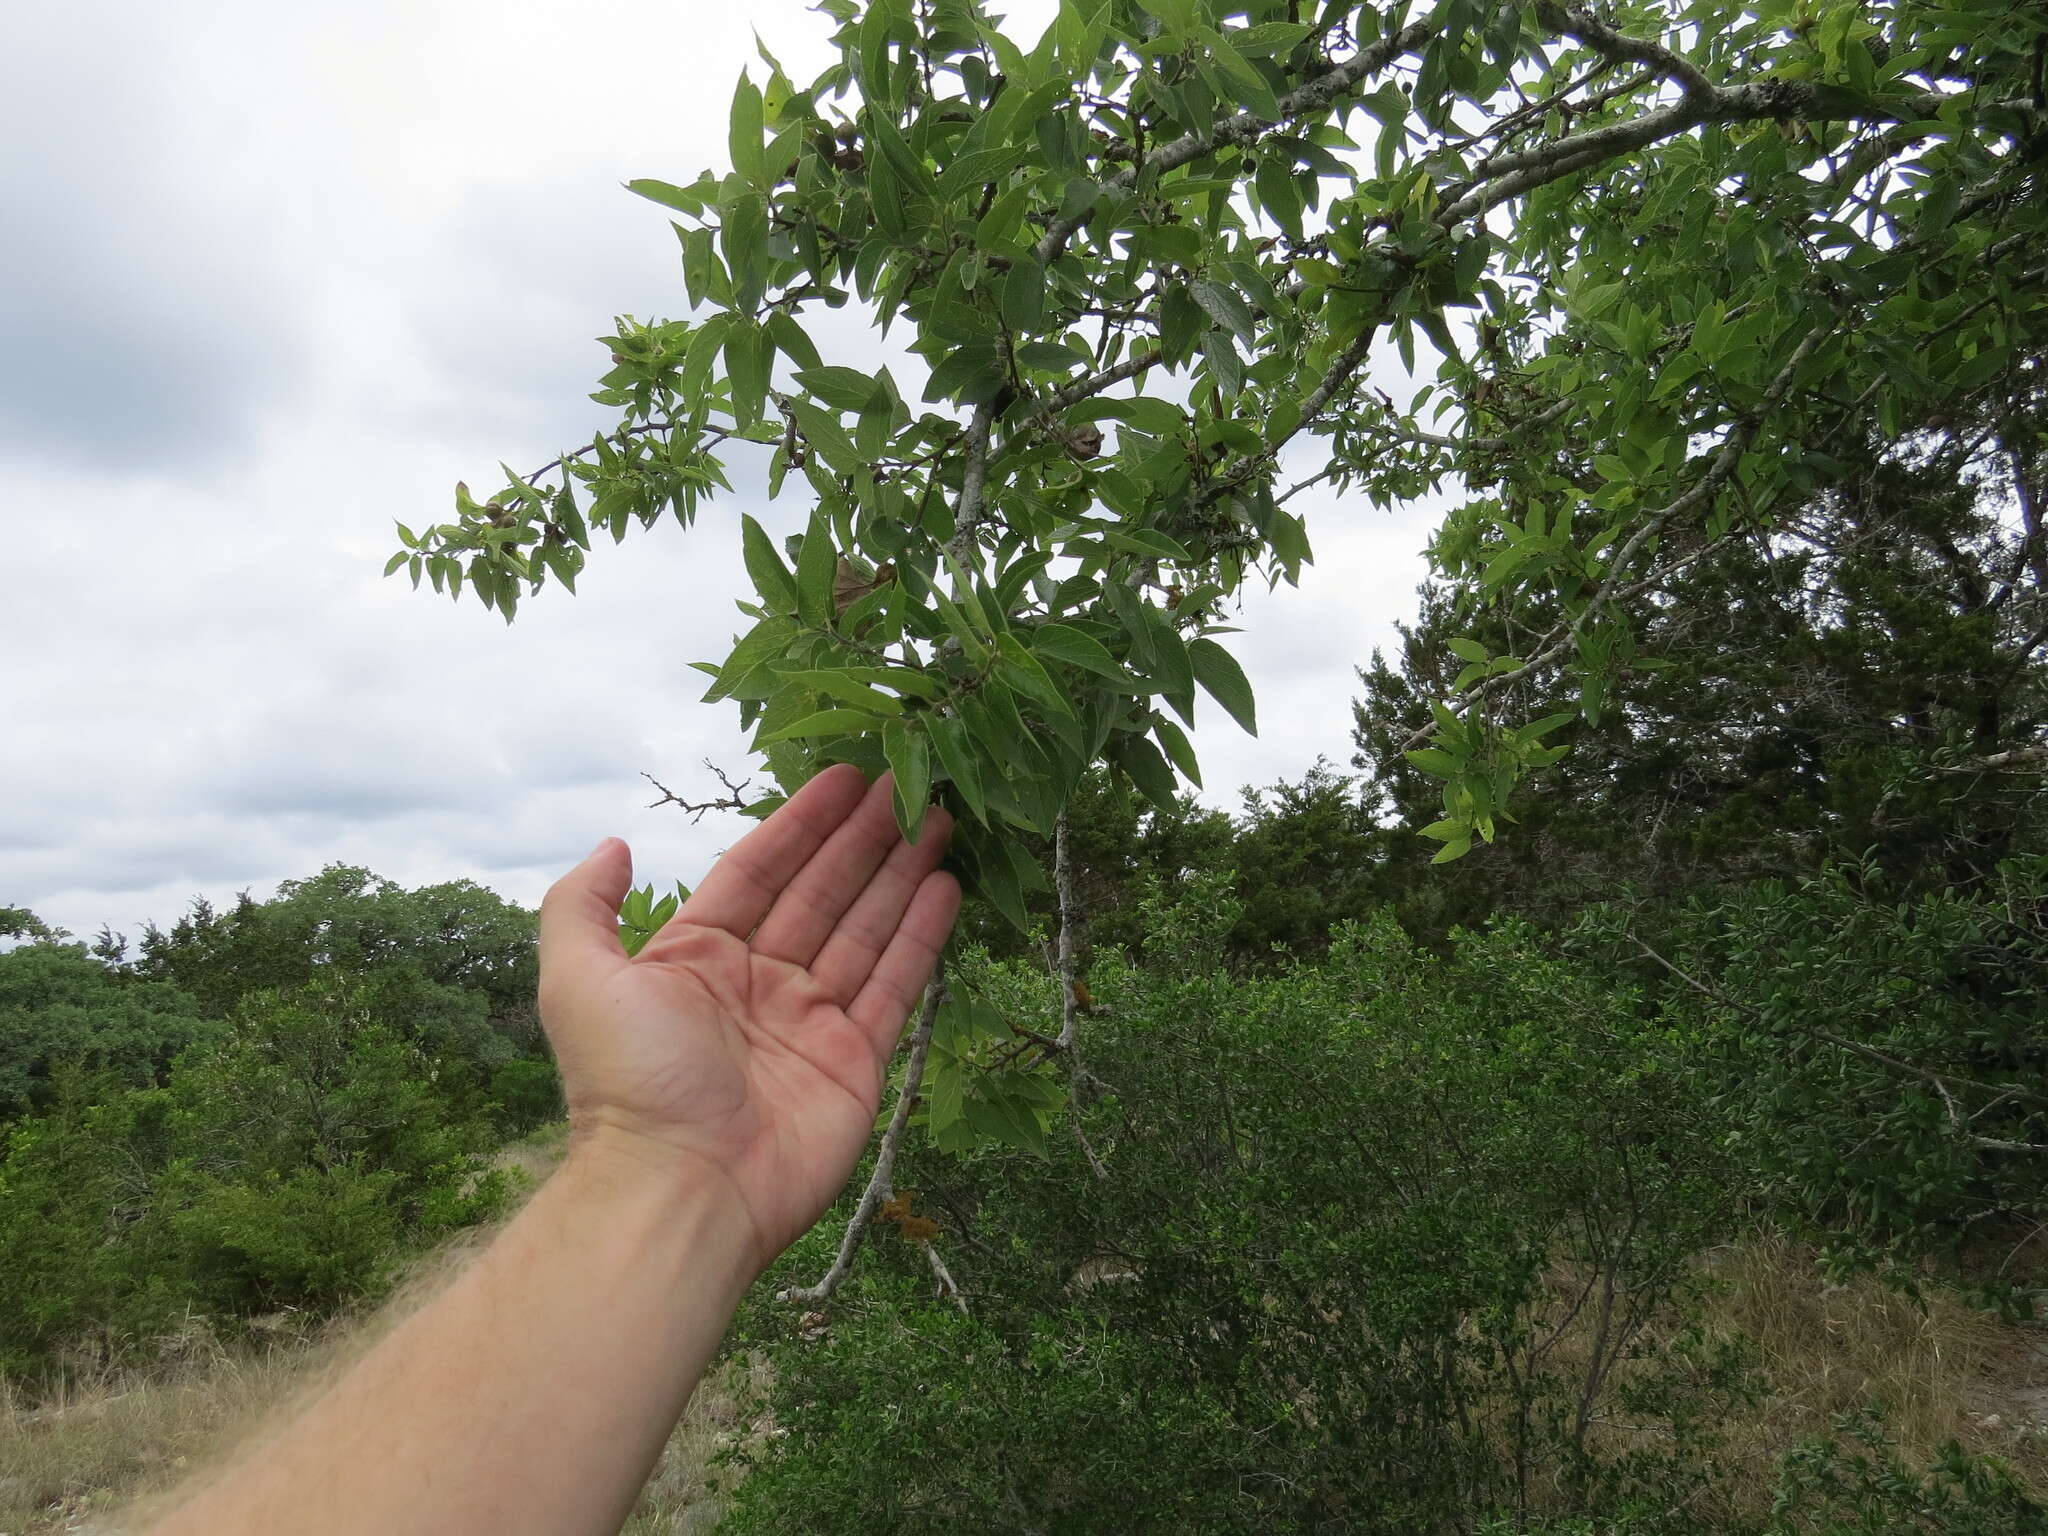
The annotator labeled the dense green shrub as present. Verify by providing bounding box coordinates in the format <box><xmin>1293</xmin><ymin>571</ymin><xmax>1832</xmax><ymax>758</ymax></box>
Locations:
<box><xmin>1573</xmin><ymin>856</ymin><xmax>2048</xmax><ymax>1284</ymax></box>
<box><xmin>0</xmin><ymin>982</ymin><xmax>511</xmax><ymax>1376</ymax></box>
<box><xmin>723</xmin><ymin>882</ymin><xmax>1743</xmax><ymax>1532</ymax></box>
<box><xmin>720</xmin><ymin>858</ymin><xmax>2048</xmax><ymax>1531</ymax></box>
<box><xmin>1767</xmin><ymin>1411</ymin><xmax>2048</xmax><ymax>1535</ymax></box>
<box><xmin>486</xmin><ymin>1056</ymin><xmax>564</xmax><ymax>1136</ymax></box>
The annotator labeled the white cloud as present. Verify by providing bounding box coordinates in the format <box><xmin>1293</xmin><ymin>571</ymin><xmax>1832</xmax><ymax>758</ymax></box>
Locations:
<box><xmin>1</xmin><ymin>0</ymin><xmax>1437</xmax><ymax>942</ymax></box>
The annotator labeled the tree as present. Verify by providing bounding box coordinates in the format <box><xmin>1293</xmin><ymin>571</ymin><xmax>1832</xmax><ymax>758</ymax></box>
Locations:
<box><xmin>0</xmin><ymin>937</ymin><xmax>212</xmax><ymax>1122</ymax></box>
<box><xmin>390</xmin><ymin>0</ymin><xmax>2044</xmax><ymax>1265</ymax></box>
<box><xmin>1354</xmin><ymin>393</ymin><xmax>2048</xmax><ymax>935</ymax></box>
<box><xmin>138</xmin><ymin>865</ymin><xmax>541</xmax><ymax>1037</ymax></box>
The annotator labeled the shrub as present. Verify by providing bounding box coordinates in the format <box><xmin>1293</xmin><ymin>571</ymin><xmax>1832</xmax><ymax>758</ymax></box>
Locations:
<box><xmin>723</xmin><ymin>885</ymin><xmax>1741</xmax><ymax>1532</ymax></box>
<box><xmin>0</xmin><ymin>982</ymin><xmax>510</xmax><ymax>1378</ymax></box>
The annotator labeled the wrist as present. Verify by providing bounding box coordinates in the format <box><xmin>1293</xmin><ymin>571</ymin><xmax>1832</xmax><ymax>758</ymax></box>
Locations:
<box><xmin>556</xmin><ymin>1124</ymin><xmax>766</xmax><ymax>1294</ymax></box>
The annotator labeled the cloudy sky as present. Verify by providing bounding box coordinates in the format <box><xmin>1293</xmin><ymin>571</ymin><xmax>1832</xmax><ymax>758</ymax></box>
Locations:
<box><xmin>2</xmin><ymin>0</ymin><xmax>1442</xmax><ymax>942</ymax></box>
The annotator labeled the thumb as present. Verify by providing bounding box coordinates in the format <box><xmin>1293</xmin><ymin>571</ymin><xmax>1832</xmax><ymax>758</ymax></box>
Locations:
<box><xmin>539</xmin><ymin>836</ymin><xmax>634</xmax><ymax>980</ymax></box>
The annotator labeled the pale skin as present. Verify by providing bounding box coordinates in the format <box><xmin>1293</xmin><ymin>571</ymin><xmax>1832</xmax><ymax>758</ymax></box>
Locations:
<box><xmin>146</xmin><ymin>763</ymin><xmax>959</xmax><ymax>1536</ymax></box>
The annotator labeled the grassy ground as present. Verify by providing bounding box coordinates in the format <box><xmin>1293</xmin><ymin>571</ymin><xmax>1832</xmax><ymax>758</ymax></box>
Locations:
<box><xmin>1560</xmin><ymin>1236</ymin><xmax>2048</xmax><ymax>1525</ymax></box>
<box><xmin>5</xmin><ymin>1135</ymin><xmax>2043</xmax><ymax>1534</ymax></box>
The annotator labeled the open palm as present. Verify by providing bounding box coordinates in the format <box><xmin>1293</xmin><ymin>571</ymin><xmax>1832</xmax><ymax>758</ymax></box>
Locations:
<box><xmin>536</xmin><ymin>765</ymin><xmax>959</xmax><ymax>1268</ymax></box>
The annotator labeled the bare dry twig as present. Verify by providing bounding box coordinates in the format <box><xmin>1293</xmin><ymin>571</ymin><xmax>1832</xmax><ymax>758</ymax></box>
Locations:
<box><xmin>642</xmin><ymin>762</ymin><xmax>753</xmax><ymax>822</ymax></box>
<box><xmin>779</xmin><ymin>971</ymin><xmax>946</xmax><ymax>1307</ymax></box>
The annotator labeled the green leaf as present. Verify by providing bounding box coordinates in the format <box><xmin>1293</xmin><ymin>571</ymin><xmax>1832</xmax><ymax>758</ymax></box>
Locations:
<box><xmin>796</xmin><ymin>510</ymin><xmax>836</xmax><ymax>628</ymax></box>
<box><xmin>1101</xmin><ymin>528</ymin><xmax>1192</xmax><ymax>562</ymax></box>
<box><xmin>1446</xmin><ymin>637</ymin><xmax>1490</xmax><ymax>664</ymax></box>
<box><xmin>702</xmin><ymin>616</ymin><xmax>799</xmax><ymax>703</ymax></box>
<box><xmin>964</xmin><ymin>1081</ymin><xmax>1047</xmax><ymax>1156</ymax></box>
<box><xmin>938</xmin><ymin>143</ymin><xmax>1026</xmax><ymax>198</ymax></box>
<box><xmin>1133</xmin><ymin>0</ymin><xmax>1195</xmax><ymax>33</ymax></box>
<box><xmin>741</xmin><ymin>514</ymin><xmax>798</xmax><ymax>614</ymax></box>
<box><xmin>927</xmin><ymin>712</ymin><xmax>988</xmax><ymax>823</ymax></box>
<box><xmin>1153</xmin><ymin>716</ymin><xmax>1201</xmax><ymax>787</ymax></box>
<box><xmin>1189</xmin><ymin>637</ymin><xmax>1256</xmax><ymax>735</ymax></box>
<box><xmin>724</xmin><ymin>320</ymin><xmax>771</xmax><ymax>430</ymax></box>
<box><xmin>785</xmin><ymin>397</ymin><xmax>859</xmax><ymax>474</ymax></box>
<box><xmin>756</xmin><ymin>709</ymin><xmax>884</xmax><ymax>744</ymax></box>
<box><xmin>765</xmin><ymin>310</ymin><xmax>822</xmax><ymax>373</ymax></box>
<box><xmin>794</xmin><ymin>366</ymin><xmax>886</xmax><ymax>413</ymax></box>
<box><xmin>1077</xmin><ymin>396</ymin><xmax>1183</xmax><ymax>435</ymax></box>
<box><xmin>1111</xmin><ymin>732</ymin><xmax>1180</xmax><ymax>809</ymax></box>
<box><xmin>960</xmin><ymin>822</ymin><xmax>1032</xmax><ymax>932</ymax></box>
<box><xmin>774</xmin><ymin>668</ymin><xmax>905</xmax><ymax>715</ymax></box>
<box><xmin>720</xmin><ymin>192</ymin><xmax>769</xmax><ymax>312</ymax></box>
<box><xmin>626</xmin><ymin>178</ymin><xmax>709</xmax><ymax>216</ymax></box>
<box><xmin>1031</xmin><ymin>622</ymin><xmax>1124</xmax><ymax>679</ymax></box>
<box><xmin>1195</xmin><ymin>24</ymin><xmax>1282</xmax><ymax>120</ymax></box>
<box><xmin>1200</xmin><ymin>328</ymin><xmax>1245</xmax><ymax>399</ymax></box>
<box><xmin>1405</xmin><ymin>748</ymin><xmax>1460</xmax><ymax>776</ymax></box>
<box><xmin>866</xmin><ymin>111</ymin><xmax>936</xmax><ymax>197</ymax></box>
<box><xmin>729</xmin><ymin>72</ymin><xmax>765</xmax><ymax>185</ymax></box>
<box><xmin>883</xmin><ymin>719</ymin><xmax>932</xmax><ymax>841</ymax></box>
<box><xmin>995</xmin><ymin>633</ymin><xmax>1076</xmax><ymax>721</ymax></box>
<box><xmin>1002</xmin><ymin>258</ymin><xmax>1048</xmax><ymax>334</ymax></box>
<box><xmin>1191</xmin><ymin>278</ymin><xmax>1257</xmax><ymax>345</ymax></box>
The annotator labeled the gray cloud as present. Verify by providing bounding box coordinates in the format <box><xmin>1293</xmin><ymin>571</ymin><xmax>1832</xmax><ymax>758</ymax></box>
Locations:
<box><xmin>0</xmin><ymin>6</ymin><xmax>317</xmax><ymax>471</ymax></box>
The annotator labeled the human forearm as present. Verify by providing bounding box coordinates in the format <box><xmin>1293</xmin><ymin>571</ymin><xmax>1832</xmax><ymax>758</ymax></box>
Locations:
<box><xmin>145</xmin><ymin>778</ymin><xmax>956</xmax><ymax>1531</ymax></box>
<box><xmin>149</xmin><ymin>1133</ymin><xmax>755</xmax><ymax>1536</ymax></box>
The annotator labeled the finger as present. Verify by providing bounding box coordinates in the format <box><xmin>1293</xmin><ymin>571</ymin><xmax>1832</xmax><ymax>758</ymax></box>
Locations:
<box><xmin>669</xmin><ymin>763</ymin><xmax>870</xmax><ymax>939</ymax></box>
<box><xmin>847</xmin><ymin>870</ymin><xmax>961</xmax><ymax>1055</ymax></box>
<box><xmin>808</xmin><ymin>804</ymin><xmax>955</xmax><ymax>1003</ymax></box>
<box><xmin>538</xmin><ymin>837</ymin><xmax>634</xmax><ymax>987</ymax></box>
<box><xmin>750</xmin><ymin>773</ymin><xmax>907</xmax><ymax>969</ymax></box>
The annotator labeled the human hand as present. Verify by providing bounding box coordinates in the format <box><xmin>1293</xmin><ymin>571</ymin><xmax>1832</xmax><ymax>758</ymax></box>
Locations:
<box><xmin>537</xmin><ymin>765</ymin><xmax>959</xmax><ymax>1271</ymax></box>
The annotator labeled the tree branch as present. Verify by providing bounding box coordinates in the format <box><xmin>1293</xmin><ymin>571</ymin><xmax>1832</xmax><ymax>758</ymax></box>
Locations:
<box><xmin>1053</xmin><ymin>811</ymin><xmax>1081</xmax><ymax>1051</ymax></box>
<box><xmin>922</xmin><ymin>1240</ymin><xmax>970</xmax><ymax>1314</ymax></box>
<box><xmin>947</xmin><ymin>403</ymin><xmax>998</xmax><ymax>562</ymax></box>
<box><xmin>778</xmin><ymin>972</ymin><xmax>945</xmax><ymax>1307</ymax></box>
<box><xmin>1033</xmin><ymin>22</ymin><xmax>1435</xmax><ymax>266</ymax></box>
<box><xmin>1040</xmin><ymin>348</ymin><xmax>1165</xmax><ymax>416</ymax></box>
<box><xmin>1404</xmin><ymin>327</ymin><xmax>1826</xmax><ymax>748</ymax></box>
<box><xmin>1537</xmin><ymin>1</ymin><xmax>1716</xmax><ymax>98</ymax></box>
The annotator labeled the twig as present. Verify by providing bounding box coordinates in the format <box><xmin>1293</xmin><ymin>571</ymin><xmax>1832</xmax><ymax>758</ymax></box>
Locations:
<box><xmin>642</xmin><ymin>762</ymin><xmax>753</xmax><ymax>822</ymax></box>
<box><xmin>1038</xmin><ymin>348</ymin><xmax>1166</xmax><ymax>417</ymax></box>
<box><xmin>779</xmin><ymin>971</ymin><xmax>946</xmax><ymax>1306</ymax></box>
<box><xmin>1536</xmin><ymin>0</ymin><xmax>1716</xmax><ymax>98</ymax></box>
<box><xmin>923</xmin><ymin>1241</ymin><xmax>970</xmax><ymax>1315</ymax></box>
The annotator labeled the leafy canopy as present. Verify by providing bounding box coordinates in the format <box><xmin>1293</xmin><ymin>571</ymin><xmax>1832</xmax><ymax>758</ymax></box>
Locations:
<box><xmin>387</xmin><ymin>0</ymin><xmax>2041</xmax><ymax>931</ymax></box>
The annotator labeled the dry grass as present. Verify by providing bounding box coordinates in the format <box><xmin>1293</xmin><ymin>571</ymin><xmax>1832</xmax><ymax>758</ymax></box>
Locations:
<box><xmin>1517</xmin><ymin>1233</ymin><xmax>2048</xmax><ymax>1523</ymax></box>
<box><xmin>0</xmin><ymin>1322</ymin><xmax>754</xmax><ymax>1536</ymax></box>
<box><xmin>0</xmin><ymin>1320</ymin><xmax>317</xmax><ymax>1536</ymax></box>
<box><xmin>1691</xmin><ymin>1236</ymin><xmax>2048</xmax><ymax>1501</ymax></box>
<box><xmin>622</xmin><ymin>1354</ymin><xmax>776</xmax><ymax>1536</ymax></box>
